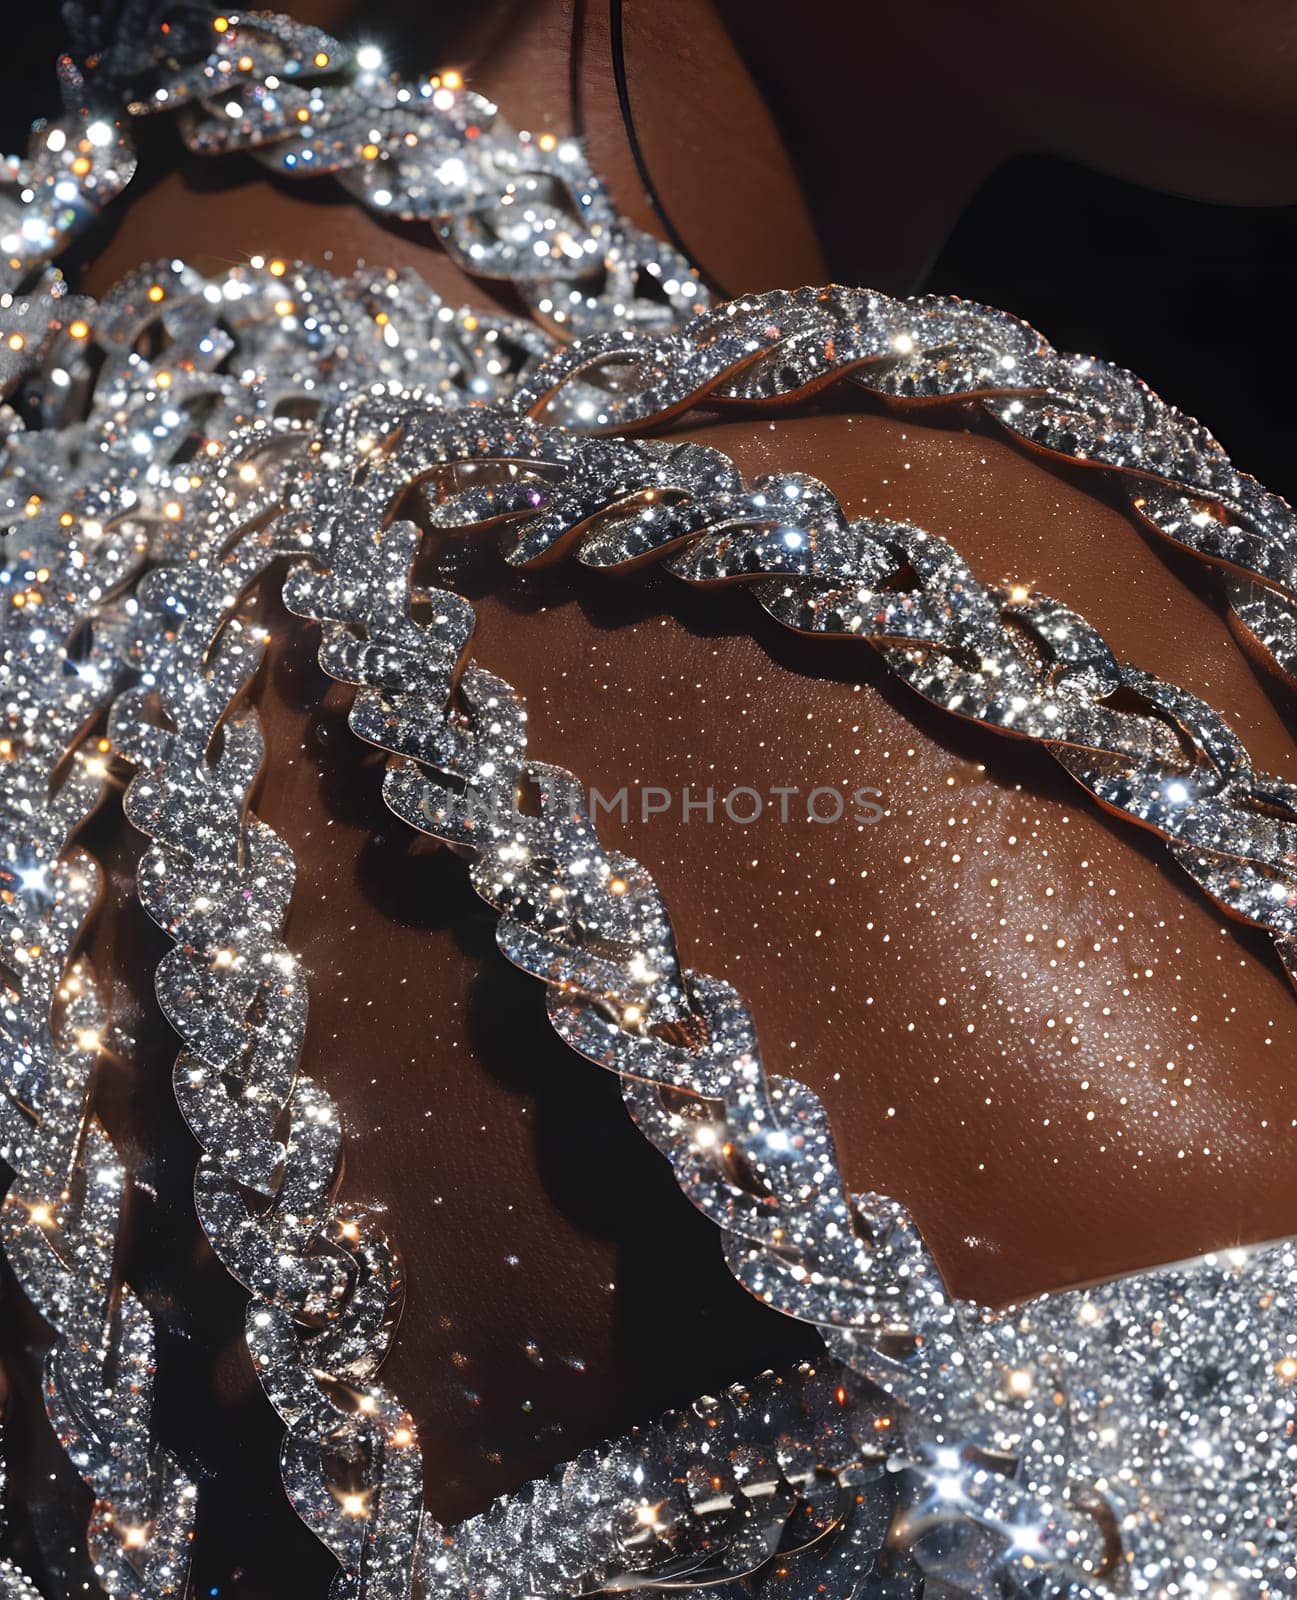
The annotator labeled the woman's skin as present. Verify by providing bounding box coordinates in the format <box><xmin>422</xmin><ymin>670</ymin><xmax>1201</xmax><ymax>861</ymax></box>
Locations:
<box><xmin>54</xmin><ymin>0</ymin><xmax>1297</xmax><ymax>1590</ymax></box>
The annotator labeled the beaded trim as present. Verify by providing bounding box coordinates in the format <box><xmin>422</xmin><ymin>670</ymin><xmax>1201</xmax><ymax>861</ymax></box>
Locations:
<box><xmin>2</xmin><ymin>9</ymin><xmax>709</xmax><ymax>336</ymax></box>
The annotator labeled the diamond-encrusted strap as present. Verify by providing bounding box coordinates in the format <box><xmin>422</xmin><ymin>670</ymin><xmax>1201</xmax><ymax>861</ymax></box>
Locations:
<box><xmin>0</xmin><ymin>478</ymin><xmax>196</xmax><ymax>1590</ymax></box>
<box><xmin>512</xmin><ymin>284</ymin><xmax>1297</xmax><ymax>700</ymax></box>
<box><xmin>431</xmin><ymin>1362</ymin><xmax>913</xmax><ymax>1597</ymax></box>
<box><xmin>3</xmin><ymin>10</ymin><xmax>709</xmax><ymax>337</ymax></box>
<box><xmin>277</xmin><ymin>387</ymin><xmax>1297</xmax><ymax>1592</ymax></box>
<box><xmin>307</xmin><ymin>406</ymin><xmax>1297</xmax><ymax>987</ymax></box>
<box><xmin>0</xmin><ymin>263</ymin><xmax>543</xmax><ymax>1595</ymax></box>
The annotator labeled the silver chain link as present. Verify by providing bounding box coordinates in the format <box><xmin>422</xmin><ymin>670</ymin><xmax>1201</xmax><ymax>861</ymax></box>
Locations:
<box><xmin>510</xmin><ymin>284</ymin><xmax>1297</xmax><ymax>709</ymax></box>
<box><xmin>0</xmin><ymin>259</ymin><xmax>543</xmax><ymax>1596</ymax></box>
<box><xmin>3</xmin><ymin>10</ymin><xmax>709</xmax><ymax>337</ymax></box>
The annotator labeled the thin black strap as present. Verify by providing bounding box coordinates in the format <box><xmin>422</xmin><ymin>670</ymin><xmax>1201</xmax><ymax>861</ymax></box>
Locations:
<box><xmin>607</xmin><ymin>0</ymin><xmax>727</xmax><ymax>296</ymax></box>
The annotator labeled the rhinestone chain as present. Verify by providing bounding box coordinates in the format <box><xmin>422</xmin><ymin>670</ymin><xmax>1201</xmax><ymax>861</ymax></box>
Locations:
<box><xmin>2</xmin><ymin>9</ymin><xmax>709</xmax><ymax>337</ymax></box>
<box><xmin>511</xmin><ymin>283</ymin><xmax>1297</xmax><ymax>705</ymax></box>
<box><xmin>275</xmin><ymin>385</ymin><xmax>1297</xmax><ymax>1596</ymax></box>
<box><xmin>4</xmin><ymin>259</ymin><xmax>1297</xmax><ymax>1595</ymax></box>
<box><xmin>408</xmin><ymin>411</ymin><xmax>1297</xmax><ymax>985</ymax></box>
<box><xmin>0</xmin><ymin>384</ymin><xmax>199</xmax><ymax>1594</ymax></box>
<box><xmin>0</xmin><ymin>261</ymin><xmax>542</xmax><ymax>1595</ymax></box>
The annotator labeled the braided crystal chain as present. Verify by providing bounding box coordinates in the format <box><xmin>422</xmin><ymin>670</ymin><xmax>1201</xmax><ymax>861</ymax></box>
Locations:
<box><xmin>107</xmin><ymin>422</ymin><xmax>427</xmax><ymax>1596</ymax></box>
<box><xmin>0</xmin><ymin>260</ymin><xmax>547</xmax><ymax>1594</ymax></box>
<box><xmin>402</xmin><ymin>411</ymin><xmax>1297</xmax><ymax>988</ymax></box>
<box><xmin>273</xmin><ymin>385</ymin><xmax>1297</xmax><ymax>1595</ymax></box>
<box><xmin>104</xmin><ymin>405</ymin><xmax>923</xmax><ymax>1598</ymax></box>
<box><xmin>0</xmin><ymin>256</ymin><xmax>417</xmax><ymax>1597</ymax></box>
<box><xmin>0</xmin><ymin>430</ymin><xmax>199</xmax><ymax>1594</ymax></box>
<box><xmin>6</xmin><ymin>247</ymin><xmax>1297</xmax><ymax>1591</ymax></box>
<box><xmin>510</xmin><ymin>283</ymin><xmax>1297</xmax><ymax>704</ymax></box>
<box><xmin>2</xmin><ymin>8</ymin><xmax>709</xmax><ymax>337</ymax></box>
